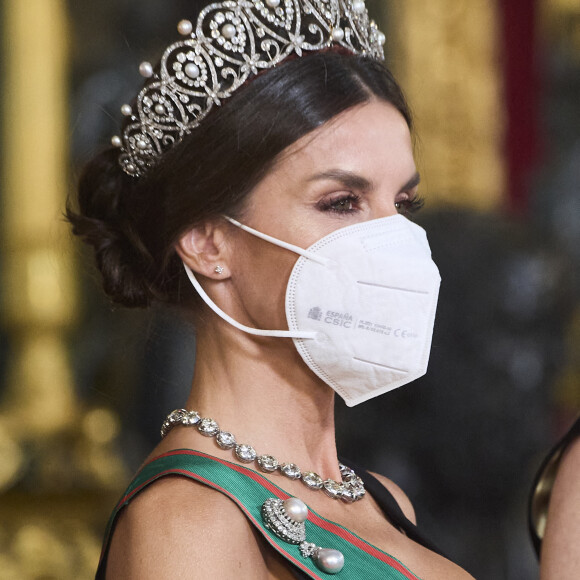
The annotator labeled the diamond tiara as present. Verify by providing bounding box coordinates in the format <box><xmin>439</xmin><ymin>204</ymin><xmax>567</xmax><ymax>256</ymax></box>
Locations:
<box><xmin>111</xmin><ymin>0</ymin><xmax>386</xmax><ymax>178</ymax></box>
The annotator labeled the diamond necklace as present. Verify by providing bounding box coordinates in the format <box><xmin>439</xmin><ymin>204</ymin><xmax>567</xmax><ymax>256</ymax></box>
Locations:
<box><xmin>161</xmin><ymin>409</ymin><xmax>365</xmax><ymax>502</ymax></box>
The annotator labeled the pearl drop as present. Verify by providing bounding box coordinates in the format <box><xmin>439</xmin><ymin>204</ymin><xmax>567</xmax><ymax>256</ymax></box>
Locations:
<box><xmin>314</xmin><ymin>549</ymin><xmax>345</xmax><ymax>574</ymax></box>
<box><xmin>177</xmin><ymin>19</ymin><xmax>193</xmax><ymax>36</ymax></box>
<box><xmin>154</xmin><ymin>104</ymin><xmax>166</xmax><ymax>115</ymax></box>
<box><xmin>121</xmin><ymin>104</ymin><xmax>133</xmax><ymax>116</ymax></box>
<box><xmin>266</xmin><ymin>0</ymin><xmax>280</xmax><ymax>7</ymax></box>
<box><xmin>352</xmin><ymin>0</ymin><xmax>365</xmax><ymax>14</ymax></box>
<box><xmin>139</xmin><ymin>61</ymin><xmax>154</xmax><ymax>78</ymax></box>
<box><xmin>111</xmin><ymin>136</ymin><xmax>122</xmax><ymax>148</ymax></box>
<box><xmin>283</xmin><ymin>498</ymin><xmax>308</xmax><ymax>523</ymax></box>
<box><xmin>377</xmin><ymin>31</ymin><xmax>386</xmax><ymax>45</ymax></box>
<box><xmin>221</xmin><ymin>23</ymin><xmax>236</xmax><ymax>40</ymax></box>
<box><xmin>184</xmin><ymin>63</ymin><xmax>200</xmax><ymax>79</ymax></box>
<box><xmin>332</xmin><ymin>27</ymin><xmax>345</xmax><ymax>42</ymax></box>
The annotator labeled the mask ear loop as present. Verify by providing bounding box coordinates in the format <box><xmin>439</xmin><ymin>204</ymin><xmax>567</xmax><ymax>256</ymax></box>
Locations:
<box><xmin>224</xmin><ymin>217</ymin><xmax>331</xmax><ymax>267</ymax></box>
<box><xmin>183</xmin><ymin>264</ymin><xmax>319</xmax><ymax>339</ymax></box>
<box><xmin>181</xmin><ymin>217</ymin><xmax>331</xmax><ymax>339</ymax></box>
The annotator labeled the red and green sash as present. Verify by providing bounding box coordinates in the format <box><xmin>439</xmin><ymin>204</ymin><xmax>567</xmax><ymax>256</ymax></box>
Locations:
<box><xmin>99</xmin><ymin>449</ymin><xmax>422</xmax><ymax>579</ymax></box>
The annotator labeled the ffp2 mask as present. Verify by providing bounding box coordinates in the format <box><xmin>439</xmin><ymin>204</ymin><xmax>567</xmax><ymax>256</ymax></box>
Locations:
<box><xmin>184</xmin><ymin>214</ymin><xmax>441</xmax><ymax>406</ymax></box>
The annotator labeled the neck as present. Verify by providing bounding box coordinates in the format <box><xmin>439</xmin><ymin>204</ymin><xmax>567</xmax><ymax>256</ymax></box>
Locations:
<box><xmin>184</xmin><ymin>315</ymin><xmax>341</xmax><ymax>479</ymax></box>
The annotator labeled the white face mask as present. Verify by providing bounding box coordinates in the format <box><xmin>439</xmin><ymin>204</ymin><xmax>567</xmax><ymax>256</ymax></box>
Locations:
<box><xmin>183</xmin><ymin>214</ymin><xmax>441</xmax><ymax>406</ymax></box>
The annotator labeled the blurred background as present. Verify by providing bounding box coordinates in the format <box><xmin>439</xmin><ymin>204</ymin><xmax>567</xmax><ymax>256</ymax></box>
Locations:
<box><xmin>0</xmin><ymin>0</ymin><xmax>578</xmax><ymax>578</ymax></box>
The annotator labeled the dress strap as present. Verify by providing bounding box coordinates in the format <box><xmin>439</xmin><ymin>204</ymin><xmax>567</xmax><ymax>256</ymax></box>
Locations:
<box><xmin>96</xmin><ymin>449</ymin><xmax>423</xmax><ymax>579</ymax></box>
<box><xmin>340</xmin><ymin>458</ymin><xmax>446</xmax><ymax>559</ymax></box>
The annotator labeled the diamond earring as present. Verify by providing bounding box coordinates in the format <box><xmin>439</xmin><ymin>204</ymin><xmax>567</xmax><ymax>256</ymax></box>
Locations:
<box><xmin>214</xmin><ymin>266</ymin><xmax>224</xmax><ymax>275</ymax></box>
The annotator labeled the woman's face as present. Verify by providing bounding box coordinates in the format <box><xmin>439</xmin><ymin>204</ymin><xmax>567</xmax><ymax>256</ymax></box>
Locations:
<box><xmin>225</xmin><ymin>99</ymin><xmax>421</xmax><ymax>330</ymax></box>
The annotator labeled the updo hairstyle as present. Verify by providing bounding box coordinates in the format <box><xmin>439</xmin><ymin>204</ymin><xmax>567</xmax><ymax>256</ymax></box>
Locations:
<box><xmin>67</xmin><ymin>50</ymin><xmax>412</xmax><ymax>308</ymax></box>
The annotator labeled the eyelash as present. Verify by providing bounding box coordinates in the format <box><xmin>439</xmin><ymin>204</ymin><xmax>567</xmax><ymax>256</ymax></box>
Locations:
<box><xmin>395</xmin><ymin>195</ymin><xmax>425</xmax><ymax>215</ymax></box>
<box><xmin>319</xmin><ymin>193</ymin><xmax>362</xmax><ymax>215</ymax></box>
<box><xmin>319</xmin><ymin>193</ymin><xmax>425</xmax><ymax>215</ymax></box>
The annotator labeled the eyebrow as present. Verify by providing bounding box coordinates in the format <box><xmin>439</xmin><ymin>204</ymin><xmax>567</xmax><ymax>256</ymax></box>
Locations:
<box><xmin>306</xmin><ymin>169</ymin><xmax>421</xmax><ymax>193</ymax></box>
<box><xmin>400</xmin><ymin>171</ymin><xmax>421</xmax><ymax>193</ymax></box>
<box><xmin>306</xmin><ymin>169</ymin><xmax>373</xmax><ymax>191</ymax></box>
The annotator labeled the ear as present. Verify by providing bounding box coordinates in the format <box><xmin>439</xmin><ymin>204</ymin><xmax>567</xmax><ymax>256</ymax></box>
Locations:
<box><xmin>176</xmin><ymin>219</ymin><xmax>231</xmax><ymax>279</ymax></box>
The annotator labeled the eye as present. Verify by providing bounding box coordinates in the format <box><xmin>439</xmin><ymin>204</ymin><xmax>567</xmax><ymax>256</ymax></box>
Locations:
<box><xmin>395</xmin><ymin>195</ymin><xmax>425</xmax><ymax>215</ymax></box>
<box><xmin>332</xmin><ymin>197</ymin><xmax>355</xmax><ymax>211</ymax></box>
<box><xmin>318</xmin><ymin>193</ymin><xmax>361</xmax><ymax>214</ymax></box>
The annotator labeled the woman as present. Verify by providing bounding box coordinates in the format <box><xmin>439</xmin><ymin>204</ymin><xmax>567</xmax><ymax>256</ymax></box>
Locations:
<box><xmin>530</xmin><ymin>416</ymin><xmax>580</xmax><ymax>579</ymax></box>
<box><xmin>69</xmin><ymin>1</ymin><xmax>474</xmax><ymax>578</ymax></box>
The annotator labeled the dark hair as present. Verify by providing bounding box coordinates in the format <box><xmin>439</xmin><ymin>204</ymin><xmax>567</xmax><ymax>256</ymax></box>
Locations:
<box><xmin>67</xmin><ymin>50</ymin><xmax>412</xmax><ymax>308</ymax></box>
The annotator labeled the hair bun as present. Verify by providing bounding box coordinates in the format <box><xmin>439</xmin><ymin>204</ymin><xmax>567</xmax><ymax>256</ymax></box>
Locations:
<box><xmin>67</xmin><ymin>148</ymin><xmax>158</xmax><ymax>308</ymax></box>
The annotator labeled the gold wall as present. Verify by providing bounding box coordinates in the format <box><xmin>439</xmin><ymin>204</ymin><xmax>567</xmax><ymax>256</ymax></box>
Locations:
<box><xmin>384</xmin><ymin>0</ymin><xmax>505</xmax><ymax>211</ymax></box>
<box><xmin>0</xmin><ymin>2</ymin><xmax>125</xmax><ymax>578</ymax></box>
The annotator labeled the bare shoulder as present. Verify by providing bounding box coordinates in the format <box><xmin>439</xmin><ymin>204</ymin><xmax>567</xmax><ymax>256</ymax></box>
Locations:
<box><xmin>540</xmin><ymin>435</ymin><xmax>580</xmax><ymax>579</ymax></box>
<box><xmin>546</xmin><ymin>435</ymin><xmax>580</xmax><ymax>518</ymax></box>
<box><xmin>560</xmin><ymin>432</ymin><xmax>580</xmax><ymax>473</ymax></box>
<box><xmin>368</xmin><ymin>471</ymin><xmax>417</xmax><ymax>525</ymax></box>
<box><xmin>106</xmin><ymin>475</ymin><xmax>268</xmax><ymax>579</ymax></box>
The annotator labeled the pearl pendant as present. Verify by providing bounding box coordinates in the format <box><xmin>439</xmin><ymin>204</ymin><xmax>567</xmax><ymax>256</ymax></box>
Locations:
<box><xmin>262</xmin><ymin>497</ymin><xmax>345</xmax><ymax>573</ymax></box>
<box><xmin>314</xmin><ymin>548</ymin><xmax>345</xmax><ymax>574</ymax></box>
<box><xmin>261</xmin><ymin>498</ymin><xmax>306</xmax><ymax>544</ymax></box>
<box><xmin>283</xmin><ymin>498</ymin><xmax>308</xmax><ymax>523</ymax></box>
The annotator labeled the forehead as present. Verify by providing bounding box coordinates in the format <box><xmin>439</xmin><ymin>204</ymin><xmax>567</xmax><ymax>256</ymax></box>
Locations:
<box><xmin>270</xmin><ymin>100</ymin><xmax>415</xmax><ymax>181</ymax></box>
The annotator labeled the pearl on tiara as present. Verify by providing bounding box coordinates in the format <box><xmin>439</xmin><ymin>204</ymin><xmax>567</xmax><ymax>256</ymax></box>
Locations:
<box><xmin>139</xmin><ymin>61</ymin><xmax>154</xmax><ymax>78</ymax></box>
<box><xmin>177</xmin><ymin>19</ymin><xmax>193</xmax><ymax>36</ymax></box>
<box><xmin>332</xmin><ymin>27</ymin><xmax>345</xmax><ymax>41</ymax></box>
<box><xmin>221</xmin><ymin>23</ymin><xmax>237</xmax><ymax>40</ymax></box>
<box><xmin>184</xmin><ymin>63</ymin><xmax>200</xmax><ymax>79</ymax></box>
